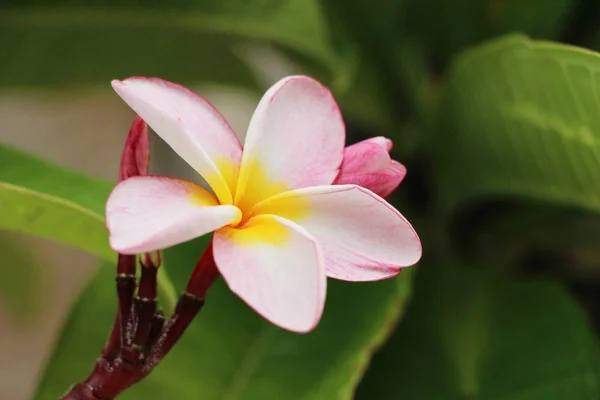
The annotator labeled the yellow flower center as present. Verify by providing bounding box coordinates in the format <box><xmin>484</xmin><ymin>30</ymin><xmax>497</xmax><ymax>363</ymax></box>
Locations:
<box><xmin>208</xmin><ymin>157</ymin><xmax>312</xmax><ymax>246</ymax></box>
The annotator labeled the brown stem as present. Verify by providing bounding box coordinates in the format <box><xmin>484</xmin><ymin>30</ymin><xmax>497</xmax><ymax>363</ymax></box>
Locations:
<box><xmin>116</xmin><ymin>255</ymin><xmax>137</xmax><ymax>348</ymax></box>
<box><xmin>143</xmin><ymin>292</ymin><xmax>205</xmax><ymax>373</ymax></box>
<box><xmin>60</xmin><ymin>383</ymin><xmax>101</xmax><ymax>400</ymax></box>
<box><xmin>185</xmin><ymin>241</ymin><xmax>220</xmax><ymax>298</ymax></box>
<box><xmin>131</xmin><ymin>265</ymin><xmax>158</xmax><ymax>352</ymax></box>
<box><xmin>144</xmin><ymin>311</ymin><xmax>166</xmax><ymax>359</ymax></box>
<box><xmin>93</xmin><ymin>261</ymin><xmax>161</xmax><ymax>396</ymax></box>
<box><xmin>92</xmin><ymin>358</ymin><xmax>138</xmax><ymax>400</ymax></box>
<box><xmin>62</xmin><ymin>242</ymin><xmax>219</xmax><ymax>399</ymax></box>
<box><xmin>143</xmin><ymin>240</ymin><xmax>218</xmax><ymax>373</ymax></box>
<box><xmin>105</xmin><ymin>310</ymin><xmax>165</xmax><ymax>391</ymax></box>
<box><xmin>61</xmin><ymin>255</ymin><xmax>137</xmax><ymax>399</ymax></box>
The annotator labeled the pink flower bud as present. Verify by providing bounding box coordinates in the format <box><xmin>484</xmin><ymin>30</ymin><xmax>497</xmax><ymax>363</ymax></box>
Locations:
<box><xmin>333</xmin><ymin>137</ymin><xmax>406</xmax><ymax>198</ymax></box>
<box><xmin>119</xmin><ymin>116</ymin><xmax>150</xmax><ymax>181</ymax></box>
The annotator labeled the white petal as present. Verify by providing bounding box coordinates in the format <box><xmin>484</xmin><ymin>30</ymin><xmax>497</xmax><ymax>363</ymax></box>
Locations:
<box><xmin>213</xmin><ymin>214</ymin><xmax>326</xmax><ymax>332</ymax></box>
<box><xmin>112</xmin><ymin>77</ymin><xmax>242</xmax><ymax>204</ymax></box>
<box><xmin>254</xmin><ymin>185</ymin><xmax>422</xmax><ymax>281</ymax></box>
<box><xmin>234</xmin><ymin>76</ymin><xmax>345</xmax><ymax>211</ymax></box>
<box><xmin>106</xmin><ymin>176</ymin><xmax>241</xmax><ymax>254</ymax></box>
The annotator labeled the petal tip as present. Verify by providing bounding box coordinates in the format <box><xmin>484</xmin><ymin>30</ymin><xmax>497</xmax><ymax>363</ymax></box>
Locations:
<box><xmin>288</xmin><ymin>318</ymin><xmax>320</xmax><ymax>334</ymax></box>
<box><xmin>111</xmin><ymin>79</ymin><xmax>125</xmax><ymax>90</ymax></box>
<box><xmin>272</xmin><ymin>75</ymin><xmax>336</xmax><ymax>101</ymax></box>
<box><xmin>265</xmin><ymin>300</ymin><xmax>324</xmax><ymax>334</ymax></box>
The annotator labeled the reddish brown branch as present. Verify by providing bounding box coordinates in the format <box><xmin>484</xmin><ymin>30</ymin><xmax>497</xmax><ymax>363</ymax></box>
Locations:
<box><xmin>116</xmin><ymin>255</ymin><xmax>137</xmax><ymax>348</ymax></box>
<box><xmin>144</xmin><ymin>240</ymin><xmax>218</xmax><ymax>373</ymax></box>
<box><xmin>144</xmin><ymin>311</ymin><xmax>166</xmax><ymax>359</ymax></box>
<box><xmin>143</xmin><ymin>293</ymin><xmax>205</xmax><ymax>373</ymax></box>
<box><xmin>62</xmin><ymin>242</ymin><xmax>219</xmax><ymax>399</ymax></box>
<box><xmin>131</xmin><ymin>265</ymin><xmax>158</xmax><ymax>352</ymax></box>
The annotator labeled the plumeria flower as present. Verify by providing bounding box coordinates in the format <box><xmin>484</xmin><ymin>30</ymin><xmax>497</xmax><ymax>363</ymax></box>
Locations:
<box><xmin>333</xmin><ymin>136</ymin><xmax>406</xmax><ymax>198</ymax></box>
<box><xmin>107</xmin><ymin>75</ymin><xmax>422</xmax><ymax>333</ymax></box>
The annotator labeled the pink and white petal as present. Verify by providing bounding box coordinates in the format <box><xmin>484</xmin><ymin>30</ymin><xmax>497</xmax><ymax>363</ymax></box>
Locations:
<box><xmin>119</xmin><ymin>115</ymin><xmax>149</xmax><ymax>181</ymax></box>
<box><xmin>365</xmin><ymin>136</ymin><xmax>393</xmax><ymax>152</ymax></box>
<box><xmin>379</xmin><ymin>161</ymin><xmax>407</xmax><ymax>197</ymax></box>
<box><xmin>213</xmin><ymin>214</ymin><xmax>326</xmax><ymax>333</ymax></box>
<box><xmin>112</xmin><ymin>77</ymin><xmax>242</xmax><ymax>204</ymax></box>
<box><xmin>254</xmin><ymin>185</ymin><xmax>421</xmax><ymax>281</ymax></box>
<box><xmin>235</xmin><ymin>76</ymin><xmax>345</xmax><ymax>206</ymax></box>
<box><xmin>339</xmin><ymin>140</ymin><xmax>391</xmax><ymax>175</ymax></box>
<box><xmin>334</xmin><ymin>160</ymin><xmax>407</xmax><ymax>198</ymax></box>
<box><xmin>106</xmin><ymin>176</ymin><xmax>241</xmax><ymax>254</ymax></box>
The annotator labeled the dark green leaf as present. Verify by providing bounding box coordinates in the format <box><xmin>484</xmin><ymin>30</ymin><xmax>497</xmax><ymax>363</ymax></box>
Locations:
<box><xmin>405</xmin><ymin>0</ymin><xmax>574</xmax><ymax>64</ymax></box>
<box><xmin>0</xmin><ymin>0</ymin><xmax>347</xmax><ymax>91</ymax></box>
<box><xmin>434</xmin><ymin>34</ymin><xmax>600</xmax><ymax>214</ymax></box>
<box><xmin>358</xmin><ymin>264</ymin><xmax>600</xmax><ymax>399</ymax></box>
<box><xmin>0</xmin><ymin>24</ymin><xmax>259</xmax><ymax>91</ymax></box>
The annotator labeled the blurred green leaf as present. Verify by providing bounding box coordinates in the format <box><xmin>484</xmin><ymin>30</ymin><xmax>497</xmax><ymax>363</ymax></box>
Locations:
<box><xmin>434</xmin><ymin>34</ymin><xmax>600</xmax><ymax>214</ymax></box>
<box><xmin>0</xmin><ymin>230</ymin><xmax>41</xmax><ymax>322</ymax></box>
<box><xmin>0</xmin><ymin>25</ymin><xmax>259</xmax><ymax>91</ymax></box>
<box><xmin>0</xmin><ymin>145</ymin><xmax>111</xmax><ymax>258</ymax></box>
<box><xmin>320</xmin><ymin>0</ymin><xmax>411</xmax><ymax>132</ymax></box>
<box><xmin>405</xmin><ymin>0</ymin><xmax>574</xmax><ymax>65</ymax></box>
<box><xmin>0</xmin><ymin>144</ymin><xmax>177</xmax><ymax>309</ymax></box>
<box><xmin>457</xmin><ymin>201</ymin><xmax>600</xmax><ymax>276</ymax></box>
<box><xmin>35</xmin><ymin>237</ymin><xmax>414</xmax><ymax>399</ymax></box>
<box><xmin>358</xmin><ymin>264</ymin><xmax>600</xmax><ymax>399</ymax></box>
<box><xmin>0</xmin><ymin>0</ymin><xmax>347</xmax><ymax>91</ymax></box>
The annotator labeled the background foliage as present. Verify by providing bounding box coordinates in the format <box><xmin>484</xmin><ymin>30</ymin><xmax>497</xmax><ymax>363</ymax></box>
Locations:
<box><xmin>2</xmin><ymin>0</ymin><xmax>600</xmax><ymax>399</ymax></box>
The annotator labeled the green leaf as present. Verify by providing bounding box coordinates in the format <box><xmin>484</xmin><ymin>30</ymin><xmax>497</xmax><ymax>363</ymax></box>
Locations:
<box><xmin>0</xmin><ymin>144</ymin><xmax>177</xmax><ymax>310</ymax></box>
<box><xmin>319</xmin><ymin>0</ymin><xmax>414</xmax><ymax>132</ymax></box>
<box><xmin>457</xmin><ymin>202</ymin><xmax>600</xmax><ymax>275</ymax></box>
<box><xmin>358</xmin><ymin>264</ymin><xmax>600</xmax><ymax>399</ymax></box>
<box><xmin>0</xmin><ymin>230</ymin><xmax>41</xmax><ymax>321</ymax></box>
<box><xmin>0</xmin><ymin>0</ymin><xmax>347</xmax><ymax>91</ymax></box>
<box><xmin>405</xmin><ymin>0</ymin><xmax>574</xmax><ymax>64</ymax></box>
<box><xmin>434</xmin><ymin>34</ymin><xmax>600</xmax><ymax>214</ymax></box>
<box><xmin>0</xmin><ymin>23</ymin><xmax>258</xmax><ymax>92</ymax></box>
<box><xmin>35</xmin><ymin>237</ymin><xmax>414</xmax><ymax>399</ymax></box>
<box><xmin>0</xmin><ymin>145</ymin><xmax>111</xmax><ymax>258</ymax></box>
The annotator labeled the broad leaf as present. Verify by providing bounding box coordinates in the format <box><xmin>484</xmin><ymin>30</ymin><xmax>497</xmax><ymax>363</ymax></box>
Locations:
<box><xmin>320</xmin><ymin>0</ymin><xmax>410</xmax><ymax>124</ymax></box>
<box><xmin>435</xmin><ymin>34</ymin><xmax>600</xmax><ymax>214</ymax></box>
<box><xmin>35</xmin><ymin>237</ymin><xmax>414</xmax><ymax>399</ymax></box>
<box><xmin>358</xmin><ymin>264</ymin><xmax>600</xmax><ymax>399</ymax></box>
<box><xmin>0</xmin><ymin>0</ymin><xmax>347</xmax><ymax>90</ymax></box>
<box><xmin>0</xmin><ymin>23</ymin><xmax>258</xmax><ymax>91</ymax></box>
<box><xmin>0</xmin><ymin>145</ymin><xmax>111</xmax><ymax>258</ymax></box>
<box><xmin>405</xmin><ymin>0</ymin><xmax>574</xmax><ymax>64</ymax></box>
<box><xmin>0</xmin><ymin>144</ymin><xmax>177</xmax><ymax>309</ymax></box>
